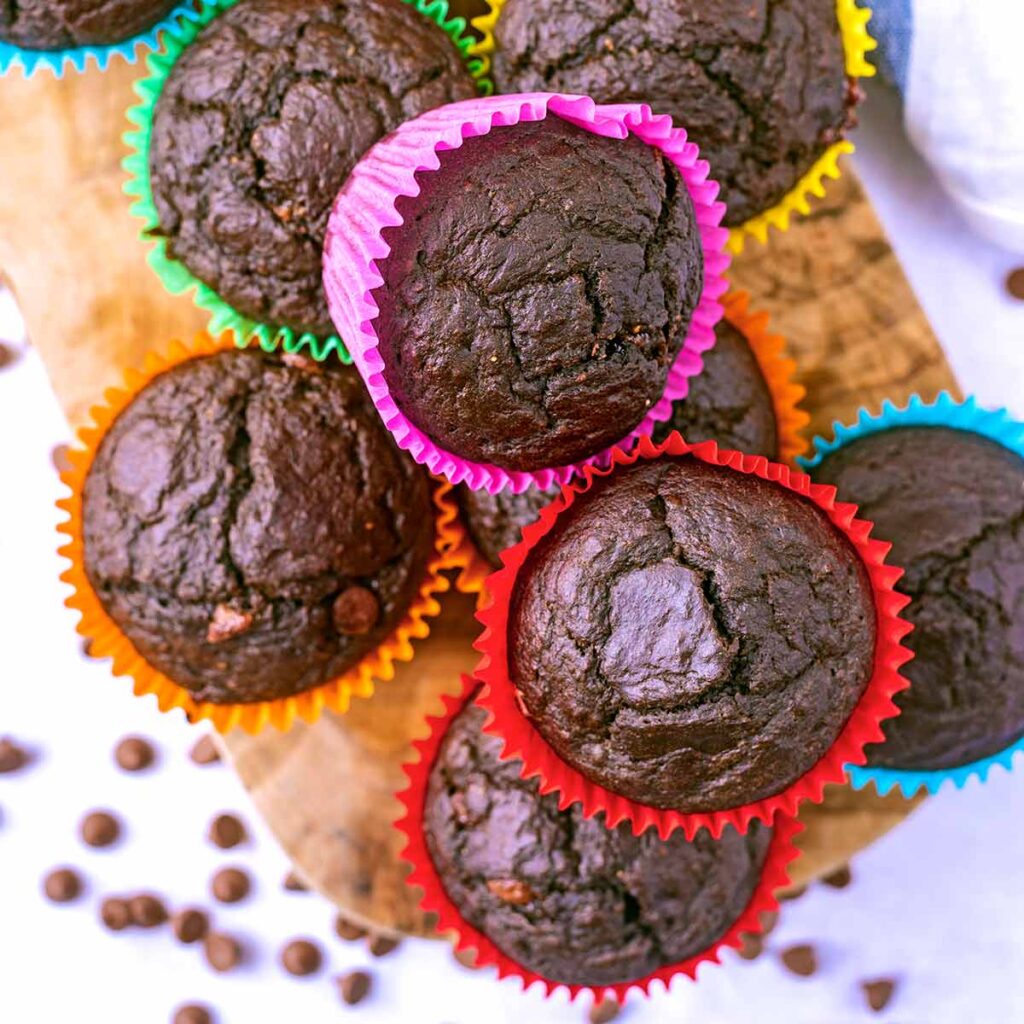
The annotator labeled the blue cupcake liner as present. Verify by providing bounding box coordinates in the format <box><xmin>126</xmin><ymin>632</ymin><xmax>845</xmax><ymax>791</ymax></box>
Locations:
<box><xmin>799</xmin><ymin>391</ymin><xmax>1024</xmax><ymax>797</ymax></box>
<box><xmin>0</xmin><ymin>2</ymin><xmax>202</xmax><ymax>78</ymax></box>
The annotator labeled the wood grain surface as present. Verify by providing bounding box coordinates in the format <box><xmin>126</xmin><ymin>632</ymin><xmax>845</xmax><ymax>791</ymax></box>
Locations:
<box><xmin>0</xmin><ymin>57</ymin><xmax>944</xmax><ymax>939</ymax></box>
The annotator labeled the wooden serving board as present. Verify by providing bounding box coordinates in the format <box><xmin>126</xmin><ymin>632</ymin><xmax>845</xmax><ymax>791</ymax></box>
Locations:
<box><xmin>0</xmin><ymin>60</ymin><xmax>953</xmax><ymax>938</ymax></box>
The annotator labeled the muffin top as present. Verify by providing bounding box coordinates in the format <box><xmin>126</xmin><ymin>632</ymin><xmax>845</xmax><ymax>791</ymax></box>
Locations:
<box><xmin>457</xmin><ymin>482</ymin><xmax>561</xmax><ymax>570</ymax></box>
<box><xmin>82</xmin><ymin>349</ymin><xmax>435</xmax><ymax>705</ymax></box>
<box><xmin>810</xmin><ymin>426</ymin><xmax>1024</xmax><ymax>770</ymax></box>
<box><xmin>149</xmin><ymin>0</ymin><xmax>476</xmax><ymax>337</ymax></box>
<box><xmin>509</xmin><ymin>457</ymin><xmax>877</xmax><ymax>812</ymax></box>
<box><xmin>374</xmin><ymin>115</ymin><xmax>703</xmax><ymax>472</ymax></box>
<box><xmin>0</xmin><ymin>0</ymin><xmax>178</xmax><ymax>49</ymax></box>
<box><xmin>652</xmin><ymin>319</ymin><xmax>778</xmax><ymax>457</ymax></box>
<box><xmin>424</xmin><ymin>699</ymin><xmax>772</xmax><ymax>987</ymax></box>
<box><xmin>491</xmin><ymin>0</ymin><xmax>858</xmax><ymax>226</ymax></box>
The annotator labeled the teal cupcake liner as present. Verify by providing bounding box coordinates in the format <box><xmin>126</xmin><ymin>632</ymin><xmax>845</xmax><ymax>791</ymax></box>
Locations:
<box><xmin>122</xmin><ymin>0</ymin><xmax>492</xmax><ymax>362</ymax></box>
<box><xmin>0</xmin><ymin>2</ymin><xmax>201</xmax><ymax>77</ymax></box>
<box><xmin>800</xmin><ymin>391</ymin><xmax>1024</xmax><ymax>797</ymax></box>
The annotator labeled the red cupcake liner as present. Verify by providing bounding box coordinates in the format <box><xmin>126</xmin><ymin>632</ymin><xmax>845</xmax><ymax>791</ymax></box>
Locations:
<box><xmin>397</xmin><ymin>674</ymin><xmax>803</xmax><ymax>1001</ymax></box>
<box><xmin>473</xmin><ymin>433</ymin><xmax>914</xmax><ymax>839</ymax></box>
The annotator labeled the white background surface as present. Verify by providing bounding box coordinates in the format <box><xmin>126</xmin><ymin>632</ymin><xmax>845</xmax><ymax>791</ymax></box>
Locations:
<box><xmin>2</xmin><ymin>81</ymin><xmax>1024</xmax><ymax>1023</ymax></box>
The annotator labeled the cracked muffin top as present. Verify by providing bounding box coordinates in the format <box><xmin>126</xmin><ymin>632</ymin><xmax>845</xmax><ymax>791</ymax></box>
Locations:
<box><xmin>810</xmin><ymin>427</ymin><xmax>1024</xmax><ymax>770</ymax></box>
<box><xmin>508</xmin><ymin>457</ymin><xmax>877</xmax><ymax>812</ymax></box>
<box><xmin>424</xmin><ymin>698</ymin><xmax>772</xmax><ymax>986</ymax></box>
<box><xmin>81</xmin><ymin>349</ymin><xmax>435</xmax><ymax>706</ymax></box>
<box><xmin>0</xmin><ymin>0</ymin><xmax>178</xmax><ymax>48</ymax></box>
<box><xmin>490</xmin><ymin>0</ymin><xmax>860</xmax><ymax>227</ymax></box>
<box><xmin>148</xmin><ymin>0</ymin><xmax>477</xmax><ymax>338</ymax></box>
<box><xmin>373</xmin><ymin>115</ymin><xmax>704</xmax><ymax>473</ymax></box>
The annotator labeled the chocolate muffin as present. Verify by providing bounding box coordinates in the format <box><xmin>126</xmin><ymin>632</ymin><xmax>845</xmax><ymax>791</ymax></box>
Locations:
<box><xmin>81</xmin><ymin>349</ymin><xmax>435</xmax><ymax>705</ymax></box>
<box><xmin>0</xmin><ymin>0</ymin><xmax>178</xmax><ymax>49</ymax></box>
<box><xmin>491</xmin><ymin>0</ymin><xmax>860</xmax><ymax>226</ymax></box>
<box><xmin>457</xmin><ymin>483</ymin><xmax>561</xmax><ymax>570</ymax></box>
<box><xmin>509</xmin><ymin>457</ymin><xmax>877</xmax><ymax>812</ymax></box>
<box><xmin>652</xmin><ymin>319</ymin><xmax>778</xmax><ymax>457</ymax></box>
<box><xmin>810</xmin><ymin>426</ymin><xmax>1024</xmax><ymax>770</ymax></box>
<box><xmin>148</xmin><ymin>0</ymin><xmax>476</xmax><ymax>337</ymax></box>
<box><xmin>424</xmin><ymin>699</ymin><xmax>772</xmax><ymax>986</ymax></box>
<box><xmin>374</xmin><ymin>115</ymin><xmax>703</xmax><ymax>472</ymax></box>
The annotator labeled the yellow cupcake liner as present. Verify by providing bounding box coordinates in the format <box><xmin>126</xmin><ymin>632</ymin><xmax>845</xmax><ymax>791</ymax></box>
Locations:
<box><xmin>472</xmin><ymin>0</ymin><xmax>875</xmax><ymax>254</ymax></box>
<box><xmin>56</xmin><ymin>333</ymin><xmax>459</xmax><ymax>735</ymax></box>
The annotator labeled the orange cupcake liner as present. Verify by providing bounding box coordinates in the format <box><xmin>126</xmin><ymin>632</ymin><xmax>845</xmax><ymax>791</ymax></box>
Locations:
<box><xmin>473</xmin><ymin>433</ymin><xmax>914</xmax><ymax>839</ymax></box>
<box><xmin>56</xmin><ymin>332</ymin><xmax>460</xmax><ymax>735</ymax></box>
<box><xmin>397</xmin><ymin>674</ymin><xmax>803</xmax><ymax>1001</ymax></box>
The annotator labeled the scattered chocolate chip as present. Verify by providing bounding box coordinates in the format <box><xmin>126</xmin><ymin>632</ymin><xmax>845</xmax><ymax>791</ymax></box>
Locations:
<box><xmin>114</xmin><ymin>736</ymin><xmax>155</xmax><ymax>773</ymax></box>
<box><xmin>280</xmin><ymin>938</ymin><xmax>323</xmax><ymax>977</ymax></box>
<box><xmin>0</xmin><ymin>736</ymin><xmax>30</xmax><ymax>774</ymax></box>
<box><xmin>779</xmin><ymin>883</ymin><xmax>807</xmax><ymax>902</ymax></box>
<box><xmin>737</xmin><ymin>931</ymin><xmax>764</xmax><ymax>961</ymax></box>
<box><xmin>760</xmin><ymin>909</ymin><xmax>780</xmax><ymax>935</ymax></box>
<box><xmin>862</xmin><ymin>978</ymin><xmax>896</xmax><ymax>1013</ymax></box>
<box><xmin>204</xmin><ymin>932</ymin><xmax>243</xmax><ymax>973</ymax></box>
<box><xmin>100</xmin><ymin>897</ymin><xmax>132</xmax><ymax>932</ymax></box>
<box><xmin>80</xmin><ymin>638</ymin><xmax>93</xmax><ymax>659</ymax></box>
<box><xmin>171</xmin><ymin>907</ymin><xmax>209</xmax><ymax>944</ymax></box>
<box><xmin>172</xmin><ymin>1005</ymin><xmax>213</xmax><ymax>1024</ymax></box>
<box><xmin>80</xmin><ymin>810</ymin><xmax>121</xmax><ymax>849</ymax></box>
<box><xmin>822</xmin><ymin>864</ymin><xmax>853</xmax><ymax>889</ymax></box>
<box><xmin>486</xmin><ymin>878</ymin><xmax>536</xmax><ymax>905</ymax></box>
<box><xmin>334</xmin><ymin>915</ymin><xmax>367</xmax><ymax>942</ymax></box>
<box><xmin>337</xmin><ymin>969</ymin><xmax>372</xmax><ymax>1006</ymax></box>
<box><xmin>206</xmin><ymin>604</ymin><xmax>253</xmax><ymax>644</ymax></box>
<box><xmin>367</xmin><ymin>933</ymin><xmax>400</xmax><ymax>958</ymax></box>
<box><xmin>0</xmin><ymin>341</ymin><xmax>20</xmax><ymax>371</ymax></box>
<box><xmin>43</xmin><ymin>867</ymin><xmax>83</xmax><ymax>904</ymax></box>
<box><xmin>189</xmin><ymin>734</ymin><xmax>221</xmax><ymax>766</ymax></box>
<box><xmin>208</xmin><ymin>813</ymin><xmax>247</xmax><ymax>850</ymax></box>
<box><xmin>453</xmin><ymin>946</ymin><xmax>477</xmax><ymax>970</ymax></box>
<box><xmin>282</xmin><ymin>871</ymin><xmax>308</xmax><ymax>892</ymax></box>
<box><xmin>129</xmin><ymin>893</ymin><xmax>168</xmax><ymax>928</ymax></box>
<box><xmin>780</xmin><ymin>944</ymin><xmax>818</xmax><ymax>978</ymax></box>
<box><xmin>281</xmin><ymin>352</ymin><xmax>321</xmax><ymax>373</ymax></box>
<box><xmin>332</xmin><ymin>586</ymin><xmax>380</xmax><ymax>635</ymax></box>
<box><xmin>588</xmin><ymin>997</ymin><xmax>620</xmax><ymax>1024</ymax></box>
<box><xmin>1006</xmin><ymin>267</ymin><xmax>1024</xmax><ymax>301</ymax></box>
<box><xmin>50</xmin><ymin>443</ymin><xmax>73</xmax><ymax>475</ymax></box>
<box><xmin>211</xmin><ymin>866</ymin><xmax>251</xmax><ymax>904</ymax></box>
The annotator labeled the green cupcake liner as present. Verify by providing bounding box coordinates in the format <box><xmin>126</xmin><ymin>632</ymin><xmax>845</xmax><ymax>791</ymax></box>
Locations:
<box><xmin>122</xmin><ymin>0</ymin><xmax>493</xmax><ymax>362</ymax></box>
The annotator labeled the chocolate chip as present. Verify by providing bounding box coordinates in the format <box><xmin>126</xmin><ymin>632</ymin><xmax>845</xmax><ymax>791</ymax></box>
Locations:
<box><xmin>780</xmin><ymin>944</ymin><xmax>818</xmax><ymax>978</ymax></box>
<box><xmin>332</xmin><ymin>586</ymin><xmax>380</xmax><ymax>635</ymax></box>
<box><xmin>760</xmin><ymin>909</ymin><xmax>780</xmax><ymax>935</ymax></box>
<box><xmin>172</xmin><ymin>1004</ymin><xmax>214</xmax><ymax>1024</ymax></box>
<box><xmin>822</xmin><ymin>864</ymin><xmax>852</xmax><ymax>889</ymax></box>
<box><xmin>114</xmin><ymin>736</ymin><xmax>156</xmax><ymax>773</ymax></box>
<box><xmin>100</xmin><ymin>896</ymin><xmax>131</xmax><ymax>931</ymax></box>
<box><xmin>0</xmin><ymin>736</ymin><xmax>30</xmax><ymax>774</ymax></box>
<box><xmin>588</xmin><ymin>998</ymin><xmax>620</xmax><ymax>1024</ymax></box>
<box><xmin>204</xmin><ymin>932</ymin><xmax>243</xmax><ymax>973</ymax></box>
<box><xmin>862</xmin><ymin>978</ymin><xmax>896</xmax><ymax>1013</ymax></box>
<box><xmin>486</xmin><ymin>878</ymin><xmax>536</xmax><ymax>905</ymax></box>
<box><xmin>189</xmin><ymin>735</ymin><xmax>220</xmax><ymax>766</ymax></box>
<box><xmin>779</xmin><ymin>883</ymin><xmax>807</xmax><ymax>902</ymax></box>
<box><xmin>453</xmin><ymin>946</ymin><xmax>477</xmax><ymax>969</ymax></box>
<box><xmin>80</xmin><ymin>810</ymin><xmax>121</xmax><ymax>849</ymax></box>
<box><xmin>1006</xmin><ymin>267</ymin><xmax>1024</xmax><ymax>301</ymax></box>
<box><xmin>43</xmin><ymin>867</ymin><xmax>83</xmax><ymax>903</ymax></box>
<box><xmin>211</xmin><ymin>866</ymin><xmax>251</xmax><ymax>904</ymax></box>
<box><xmin>367</xmin><ymin>934</ymin><xmax>400</xmax><ymax>958</ymax></box>
<box><xmin>282</xmin><ymin>871</ymin><xmax>308</xmax><ymax>892</ymax></box>
<box><xmin>0</xmin><ymin>341</ymin><xmax>20</xmax><ymax>371</ymax></box>
<box><xmin>737</xmin><ymin>931</ymin><xmax>764</xmax><ymax>961</ymax></box>
<box><xmin>334</xmin><ymin>915</ymin><xmax>367</xmax><ymax>942</ymax></box>
<box><xmin>129</xmin><ymin>893</ymin><xmax>168</xmax><ymax>928</ymax></box>
<box><xmin>171</xmin><ymin>907</ymin><xmax>209</xmax><ymax>944</ymax></box>
<box><xmin>206</xmin><ymin>604</ymin><xmax>253</xmax><ymax>644</ymax></box>
<box><xmin>281</xmin><ymin>352</ymin><xmax>321</xmax><ymax>373</ymax></box>
<box><xmin>208</xmin><ymin>813</ymin><xmax>247</xmax><ymax>850</ymax></box>
<box><xmin>280</xmin><ymin>938</ymin><xmax>323</xmax><ymax>977</ymax></box>
<box><xmin>336</xmin><ymin>969</ymin><xmax>372</xmax><ymax>1006</ymax></box>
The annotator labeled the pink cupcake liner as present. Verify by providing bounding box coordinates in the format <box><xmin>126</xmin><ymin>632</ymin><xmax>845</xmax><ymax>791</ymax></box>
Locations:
<box><xmin>323</xmin><ymin>92</ymin><xmax>730</xmax><ymax>495</ymax></box>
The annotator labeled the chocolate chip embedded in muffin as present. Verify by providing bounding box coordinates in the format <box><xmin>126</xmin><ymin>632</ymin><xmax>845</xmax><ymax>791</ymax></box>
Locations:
<box><xmin>456</xmin><ymin>483</ymin><xmax>562</xmax><ymax>570</ymax></box>
<box><xmin>491</xmin><ymin>0</ymin><xmax>860</xmax><ymax>227</ymax></box>
<box><xmin>424</xmin><ymin>700</ymin><xmax>772</xmax><ymax>987</ymax></box>
<box><xmin>0</xmin><ymin>0</ymin><xmax>178</xmax><ymax>49</ymax></box>
<box><xmin>81</xmin><ymin>350</ymin><xmax>435</xmax><ymax>706</ymax></box>
<box><xmin>652</xmin><ymin>320</ymin><xmax>778</xmax><ymax>458</ymax></box>
<box><xmin>509</xmin><ymin>458</ymin><xmax>877</xmax><ymax>812</ymax></box>
<box><xmin>374</xmin><ymin>116</ymin><xmax>703</xmax><ymax>472</ymax></box>
<box><xmin>810</xmin><ymin>426</ymin><xmax>1024</xmax><ymax>769</ymax></box>
<box><xmin>148</xmin><ymin>0</ymin><xmax>477</xmax><ymax>337</ymax></box>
